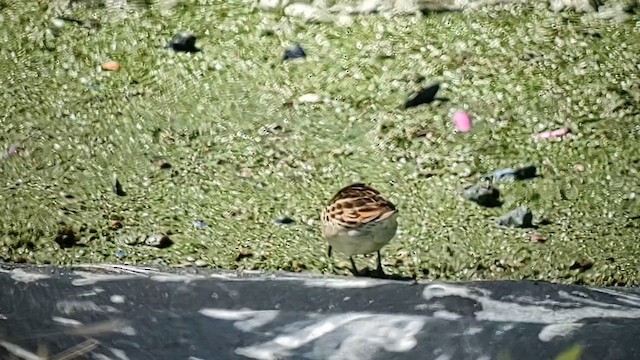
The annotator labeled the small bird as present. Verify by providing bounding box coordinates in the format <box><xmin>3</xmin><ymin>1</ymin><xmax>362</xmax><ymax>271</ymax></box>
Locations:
<box><xmin>321</xmin><ymin>183</ymin><xmax>399</xmax><ymax>276</ymax></box>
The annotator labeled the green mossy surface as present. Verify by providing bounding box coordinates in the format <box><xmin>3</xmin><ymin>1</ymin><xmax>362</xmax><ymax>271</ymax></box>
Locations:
<box><xmin>0</xmin><ymin>1</ymin><xmax>639</xmax><ymax>285</ymax></box>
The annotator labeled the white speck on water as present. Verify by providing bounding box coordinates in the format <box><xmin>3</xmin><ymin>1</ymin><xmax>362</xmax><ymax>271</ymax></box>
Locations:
<box><xmin>9</xmin><ymin>269</ymin><xmax>50</xmax><ymax>283</ymax></box>
<box><xmin>199</xmin><ymin>308</ymin><xmax>279</xmax><ymax>332</ymax></box>
<box><xmin>110</xmin><ymin>295</ymin><xmax>126</xmax><ymax>304</ymax></box>
<box><xmin>77</xmin><ymin>288</ymin><xmax>106</xmax><ymax>297</ymax></box>
<box><xmin>538</xmin><ymin>323</ymin><xmax>584</xmax><ymax>342</ymax></box>
<box><xmin>52</xmin><ymin>316</ymin><xmax>83</xmax><ymax>326</ymax></box>
<box><xmin>303</xmin><ymin>278</ymin><xmax>387</xmax><ymax>289</ymax></box>
<box><xmin>434</xmin><ymin>354</ymin><xmax>452</xmax><ymax>360</ymax></box>
<box><xmin>71</xmin><ymin>271</ymin><xmax>139</xmax><ymax>286</ymax></box>
<box><xmin>432</xmin><ymin>310</ymin><xmax>462</xmax><ymax>320</ymax></box>
<box><xmin>0</xmin><ymin>341</ymin><xmax>42</xmax><ymax>360</ymax></box>
<box><xmin>463</xmin><ymin>326</ymin><xmax>483</xmax><ymax>335</ymax></box>
<box><xmin>109</xmin><ymin>347</ymin><xmax>131</xmax><ymax>360</ymax></box>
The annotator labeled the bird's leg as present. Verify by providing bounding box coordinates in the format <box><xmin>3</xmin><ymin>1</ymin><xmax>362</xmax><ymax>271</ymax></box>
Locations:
<box><xmin>326</xmin><ymin>245</ymin><xmax>334</xmax><ymax>274</ymax></box>
<box><xmin>349</xmin><ymin>256</ymin><xmax>360</xmax><ymax>277</ymax></box>
<box><xmin>376</xmin><ymin>250</ymin><xmax>385</xmax><ymax>277</ymax></box>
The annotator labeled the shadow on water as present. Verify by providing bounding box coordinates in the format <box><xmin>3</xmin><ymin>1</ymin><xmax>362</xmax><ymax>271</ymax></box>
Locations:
<box><xmin>358</xmin><ymin>269</ymin><xmax>418</xmax><ymax>283</ymax></box>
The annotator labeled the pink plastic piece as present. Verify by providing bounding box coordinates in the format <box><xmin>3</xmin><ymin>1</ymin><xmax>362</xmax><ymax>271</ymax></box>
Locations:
<box><xmin>532</xmin><ymin>127</ymin><xmax>571</xmax><ymax>140</ymax></box>
<box><xmin>453</xmin><ymin>111</ymin><xmax>472</xmax><ymax>133</ymax></box>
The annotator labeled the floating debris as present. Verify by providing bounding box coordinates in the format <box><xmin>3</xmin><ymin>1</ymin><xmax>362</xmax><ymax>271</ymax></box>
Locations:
<box><xmin>283</xmin><ymin>44</ymin><xmax>306</xmax><ymax>62</ymax></box>
<box><xmin>145</xmin><ymin>234</ymin><xmax>173</xmax><ymax>248</ymax></box>
<box><xmin>110</xmin><ymin>220</ymin><xmax>124</xmax><ymax>230</ymax></box>
<box><xmin>335</xmin><ymin>14</ymin><xmax>354</xmax><ymax>27</ymax></box>
<box><xmin>496</xmin><ymin>206</ymin><xmax>534</xmax><ymax>228</ymax></box>
<box><xmin>235</xmin><ymin>248</ymin><xmax>255</xmax><ymax>261</ymax></box>
<box><xmin>101</xmin><ymin>60</ymin><xmax>120</xmax><ymax>72</ymax></box>
<box><xmin>529</xmin><ymin>233</ymin><xmax>547</xmax><ymax>243</ymax></box>
<box><xmin>298</xmin><ymin>93</ymin><xmax>321</xmax><ymax>104</ymax></box>
<box><xmin>258</xmin><ymin>123</ymin><xmax>283</xmax><ymax>136</ymax></box>
<box><xmin>2</xmin><ymin>143</ymin><xmax>24</xmax><ymax>160</ymax></box>
<box><xmin>56</xmin><ymin>16</ymin><xmax>101</xmax><ymax>29</ymax></box>
<box><xmin>194</xmin><ymin>259</ymin><xmax>207</xmax><ymax>267</ymax></box>
<box><xmin>155</xmin><ymin>160</ymin><xmax>172</xmax><ymax>169</ymax></box>
<box><xmin>549</xmin><ymin>0</ymin><xmax>598</xmax><ymax>13</ymax></box>
<box><xmin>532</xmin><ymin>127</ymin><xmax>571</xmax><ymax>141</ymax></box>
<box><xmin>404</xmin><ymin>82</ymin><xmax>440</xmax><ymax>109</ymax></box>
<box><xmin>452</xmin><ymin>111</ymin><xmax>472</xmax><ymax>132</ymax></box>
<box><xmin>165</xmin><ymin>32</ymin><xmax>200</xmax><ymax>53</ymax></box>
<box><xmin>115</xmin><ymin>249</ymin><xmax>127</xmax><ymax>258</ymax></box>
<box><xmin>274</xmin><ymin>215</ymin><xmax>295</xmax><ymax>225</ymax></box>
<box><xmin>462</xmin><ymin>183</ymin><xmax>502</xmax><ymax>207</ymax></box>
<box><xmin>570</xmin><ymin>259</ymin><xmax>594</xmax><ymax>272</ymax></box>
<box><xmin>283</xmin><ymin>3</ymin><xmax>332</xmax><ymax>23</ymax></box>
<box><xmin>483</xmin><ymin>165</ymin><xmax>538</xmax><ymax>182</ymax></box>
<box><xmin>84</xmin><ymin>80</ymin><xmax>102</xmax><ymax>91</ymax></box>
<box><xmin>193</xmin><ymin>219</ymin><xmax>207</xmax><ymax>230</ymax></box>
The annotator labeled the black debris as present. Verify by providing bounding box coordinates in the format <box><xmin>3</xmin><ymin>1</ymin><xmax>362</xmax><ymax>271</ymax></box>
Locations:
<box><xmin>404</xmin><ymin>82</ymin><xmax>440</xmax><ymax>109</ymax></box>
<box><xmin>165</xmin><ymin>32</ymin><xmax>200</xmax><ymax>53</ymax></box>
<box><xmin>274</xmin><ymin>216</ymin><xmax>295</xmax><ymax>225</ymax></box>
<box><xmin>113</xmin><ymin>177</ymin><xmax>126</xmax><ymax>196</ymax></box>
<box><xmin>145</xmin><ymin>234</ymin><xmax>173</xmax><ymax>249</ymax></box>
<box><xmin>283</xmin><ymin>44</ymin><xmax>306</xmax><ymax>62</ymax></box>
<box><xmin>55</xmin><ymin>225</ymin><xmax>77</xmax><ymax>248</ymax></box>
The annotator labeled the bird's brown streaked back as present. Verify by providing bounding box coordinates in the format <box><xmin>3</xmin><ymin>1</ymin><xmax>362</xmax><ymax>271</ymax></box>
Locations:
<box><xmin>324</xmin><ymin>183</ymin><xmax>397</xmax><ymax>228</ymax></box>
<box><xmin>329</xmin><ymin>184</ymin><xmax>396</xmax><ymax>209</ymax></box>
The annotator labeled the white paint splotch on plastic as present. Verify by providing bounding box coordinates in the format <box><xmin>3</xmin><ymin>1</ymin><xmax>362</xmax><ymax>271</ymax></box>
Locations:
<box><xmin>221</xmin><ymin>312</ymin><xmax>425</xmax><ymax>360</ymax></box>
<box><xmin>538</xmin><ymin>323</ymin><xmax>584</xmax><ymax>342</ymax></box>
<box><xmin>422</xmin><ymin>283</ymin><xmax>640</xmax><ymax>342</ymax></box>
<box><xmin>4</xmin><ymin>268</ymin><xmax>51</xmax><ymax>283</ymax></box>
<box><xmin>302</xmin><ymin>278</ymin><xmax>390</xmax><ymax>289</ymax></box>
<box><xmin>199</xmin><ymin>308</ymin><xmax>280</xmax><ymax>332</ymax></box>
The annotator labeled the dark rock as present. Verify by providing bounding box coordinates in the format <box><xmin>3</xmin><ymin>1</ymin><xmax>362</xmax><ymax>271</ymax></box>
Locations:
<box><xmin>110</xmin><ymin>220</ymin><xmax>124</xmax><ymax>230</ymax></box>
<box><xmin>404</xmin><ymin>82</ymin><xmax>440</xmax><ymax>109</ymax></box>
<box><xmin>282</xmin><ymin>44</ymin><xmax>306</xmax><ymax>62</ymax></box>
<box><xmin>529</xmin><ymin>233</ymin><xmax>547</xmax><ymax>243</ymax></box>
<box><xmin>235</xmin><ymin>248</ymin><xmax>255</xmax><ymax>261</ymax></box>
<box><xmin>55</xmin><ymin>226</ymin><xmax>77</xmax><ymax>248</ymax></box>
<box><xmin>57</xmin><ymin>17</ymin><xmax>101</xmax><ymax>30</ymax></box>
<box><xmin>483</xmin><ymin>165</ymin><xmax>538</xmax><ymax>182</ymax></box>
<box><xmin>155</xmin><ymin>160</ymin><xmax>172</xmax><ymax>169</ymax></box>
<box><xmin>514</xmin><ymin>165</ymin><xmax>538</xmax><ymax>180</ymax></box>
<box><xmin>2</xmin><ymin>143</ymin><xmax>24</xmax><ymax>160</ymax></box>
<box><xmin>6</xmin><ymin>144</ymin><xmax>22</xmax><ymax>156</ymax></box>
<box><xmin>570</xmin><ymin>259</ymin><xmax>594</xmax><ymax>272</ymax></box>
<box><xmin>194</xmin><ymin>259</ymin><xmax>207</xmax><ymax>267</ymax></box>
<box><xmin>113</xmin><ymin>177</ymin><xmax>126</xmax><ymax>196</ymax></box>
<box><xmin>486</xmin><ymin>168</ymin><xmax>517</xmax><ymax>182</ymax></box>
<box><xmin>165</xmin><ymin>32</ymin><xmax>200</xmax><ymax>53</ymax></box>
<box><xmin>496</xmin><ymin>206</ymin><xmax>534</xmax><ymax>228</ymax></box>
<box><xmin>145</xmin><ymin>234</ymin><xmax>173</xmax><ymax>248</ymax></box>
<box><xmin>462</xmin><ymin>183</ymin><xmax>502</xmax><ymax>207</ymax></box>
